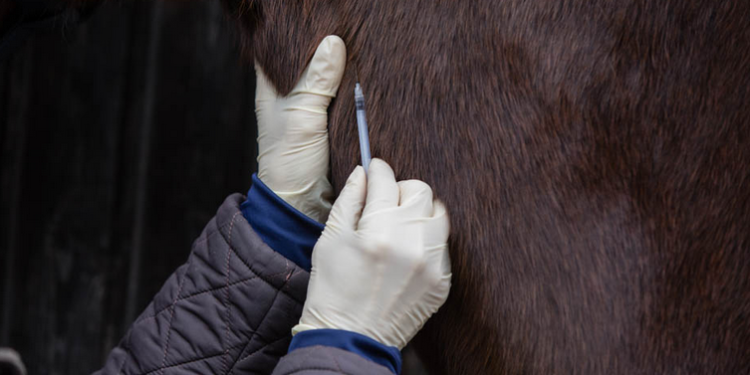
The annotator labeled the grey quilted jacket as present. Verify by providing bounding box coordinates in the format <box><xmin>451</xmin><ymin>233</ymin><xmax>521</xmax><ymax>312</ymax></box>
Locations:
<box><xmin>96</xmin><ymin>194</ymin><xmax>392</xmax><ymax>375</ymax></box>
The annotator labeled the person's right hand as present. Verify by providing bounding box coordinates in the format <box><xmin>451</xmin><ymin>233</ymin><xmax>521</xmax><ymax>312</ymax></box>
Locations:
<box><xmin>293</xmin><ymin>159</ymin><xmax>452</xmax><ymax>350</ymax></box>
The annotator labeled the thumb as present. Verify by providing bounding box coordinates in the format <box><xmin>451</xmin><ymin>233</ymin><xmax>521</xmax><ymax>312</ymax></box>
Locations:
<box><xmin>254</xmin><ymin>62</ymin><xmax>279</xmax><ymax>104</ymax></box>
<box><xmin>290</xmin><ymin>35</ymin><xmax>347</xmax><ymax>98</ymax></box>
<box><xmin>325</xmin><ymin>166</ymin><xmax>367</xmax><ymax>231</ymax></box>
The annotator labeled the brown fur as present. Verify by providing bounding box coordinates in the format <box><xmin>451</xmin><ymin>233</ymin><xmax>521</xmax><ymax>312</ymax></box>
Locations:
<box><xmin>224</xmin><ymin>1</ymin><xmax>750</xmax><ymax>374</ymax></box>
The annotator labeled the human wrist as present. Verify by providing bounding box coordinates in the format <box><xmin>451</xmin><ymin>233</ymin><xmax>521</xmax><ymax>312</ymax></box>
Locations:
<box><xmin>292</xmin><ymin>319</ymin><xmax>396</xmax><ymax>350</ymax></box>
<box><xmin>241</xmin><ymin>174</ymin><xmax>324</xmax><ymax>271</ymax></box>
<box><xmin>288</xmin><ymin>329</ymin><xmax>402</xmax><ymax>374</ymax></box>
<box><xmin>261</xmin><ymin>174</ymin><xmax>333</xmax><ymax>223</ymax></box>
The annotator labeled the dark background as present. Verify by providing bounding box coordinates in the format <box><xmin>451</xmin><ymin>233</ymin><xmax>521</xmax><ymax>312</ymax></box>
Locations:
<box><xmin>0</xmin><ymin>1</ymin><xmax>427</xmax><ymax>374</ymax></box>
<box><xmin>1</xmin><ymin>0</ymin><xmax>256</xmax><ymax>373</ymax></box>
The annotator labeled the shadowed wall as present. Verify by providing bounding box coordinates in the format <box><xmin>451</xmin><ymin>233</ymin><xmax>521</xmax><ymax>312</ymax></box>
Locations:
<box><xmin>0</xmin><ymin>1</ymin><xmax>256</xmax><ymax>373</ymax></box>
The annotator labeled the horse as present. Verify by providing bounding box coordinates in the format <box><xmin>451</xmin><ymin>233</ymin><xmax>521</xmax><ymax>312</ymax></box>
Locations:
<box><xmin>224</xmin><ymin>1</ymin><xmax>750</xmax><ymax>374</ymax></box>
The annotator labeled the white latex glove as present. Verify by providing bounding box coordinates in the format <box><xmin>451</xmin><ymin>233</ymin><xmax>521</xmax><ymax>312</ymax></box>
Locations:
<box><xmin>255</xmin><ymin>35</ymin><xmax>346</xmax><ymax>223</ymax></box>
<box><xmin>294</xmin><ymin>159</ymin><xmax>452</xmax><ymax>349</ymax></box>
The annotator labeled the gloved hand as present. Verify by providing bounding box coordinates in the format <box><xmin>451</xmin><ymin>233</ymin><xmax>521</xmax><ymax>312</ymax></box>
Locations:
<box><xmin>255</xmin><ymin>35</ymin><xmax>346</xmax><ymax>223</ymax></box>
<box><xmin>294</xmin><ymin>159</ymin><xmax>452</xmax><ymax>349</ymax></box>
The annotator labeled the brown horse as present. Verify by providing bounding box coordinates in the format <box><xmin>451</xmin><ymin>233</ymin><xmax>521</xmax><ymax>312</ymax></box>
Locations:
<box><xmin>7</xmin><ymin>0</ymin><xmax>746</xmax><ymax>373</ymax></box>
<box><xmin>224</xmin><ymin>1</ymin><xmax>750</xmax><ymax>374</ymax></box>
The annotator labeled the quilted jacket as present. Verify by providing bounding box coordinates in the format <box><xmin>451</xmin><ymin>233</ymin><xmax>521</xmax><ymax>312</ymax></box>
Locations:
<box><xmin>96</xmin><ymin>194</ymin><xmax>392</xmax><ymax>375</ymax></box>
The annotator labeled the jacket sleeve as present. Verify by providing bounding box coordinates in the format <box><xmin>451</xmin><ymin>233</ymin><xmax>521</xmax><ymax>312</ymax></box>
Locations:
<box><xmin>271</xmin><ymin>346</ymin><xmax>395</xmax><ymax>375</ymax></box>
<box><xmin>95</xmin><ymin>194</ymin><xmax>310</xmax><ymax>375</ymax></box>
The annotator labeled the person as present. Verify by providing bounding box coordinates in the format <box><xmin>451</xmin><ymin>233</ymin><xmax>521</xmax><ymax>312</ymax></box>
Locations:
<box><xmin>96</xmin><ymin>36</ymin><xmax>451</xmax><ymax>375</ymax></box>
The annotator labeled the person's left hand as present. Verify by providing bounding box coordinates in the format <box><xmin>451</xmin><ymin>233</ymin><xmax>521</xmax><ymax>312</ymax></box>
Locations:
<box><xmin>255</xmin><ymin>35</ymin><xmax>346</xmax><ymax>224</ymax></box>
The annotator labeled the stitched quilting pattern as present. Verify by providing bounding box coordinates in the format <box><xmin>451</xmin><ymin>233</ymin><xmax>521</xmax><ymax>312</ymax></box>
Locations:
<box><xmin>96</xmin><ymin>195</ymin><xmax>308</xmax><ymax>375</ymax></box>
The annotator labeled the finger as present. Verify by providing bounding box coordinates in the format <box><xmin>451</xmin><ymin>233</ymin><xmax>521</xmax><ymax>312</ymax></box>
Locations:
<box><xmin>431</xmin><ymin>201</ymin><xmax>452</xmax><ymax>290</ymax></box>
<box><xmin>424</xmin><ymin>200</ymin><xmax>451</xmax><ymax>249</ymax></box>
<box><xmin>291</xmin><ymin>35</ymin><xmax>347</xmax><ymax>98</ymax></box>
<box><xmin>362</xmin><ymin>158</ymin><xmax>400</xmax><ymax>217</ymax></box>
<box><xmin>326</xmin><ymin>166</ymin><xmax>367</xmax><ymax>231</ymax></box>
<box><xmin>254</xmin><ymin>62</ymin><xmax>279</xmax><ymax>103</ymax></box>
<box><xmin>397</xmin><ymin>179</ymin><xmax>434</xmax><ymax>217</ymax></box>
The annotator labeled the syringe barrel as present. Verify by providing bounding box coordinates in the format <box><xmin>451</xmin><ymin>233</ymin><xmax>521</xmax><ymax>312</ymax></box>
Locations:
<box><xmin>354</xmin><ymin>83</ymin><xmax>372</xmax><ymax>171</ymax></box>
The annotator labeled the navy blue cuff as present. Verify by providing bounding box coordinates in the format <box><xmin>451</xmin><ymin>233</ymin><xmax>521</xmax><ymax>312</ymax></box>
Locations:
<box><xmin>240</xmin><ymin>174</ymin><xmax>324</xmax><ymax>271</ymax></box>
<box><xmin>289</xmin><ymin>329</ymin><xmax>402</xmax><ymax>374</ymax></box>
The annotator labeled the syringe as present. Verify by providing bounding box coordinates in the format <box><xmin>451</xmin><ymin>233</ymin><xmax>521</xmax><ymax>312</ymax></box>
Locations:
<box><xmin>354</xmin><ymin>81</ymin><xmax>372</xmax><ymax>172</ymax></box>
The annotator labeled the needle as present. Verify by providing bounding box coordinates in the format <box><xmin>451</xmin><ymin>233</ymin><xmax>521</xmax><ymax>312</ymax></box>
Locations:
<box><xmin>354</xmin><ymin>67</ymin><xmax>372</xmax><ymax>172</ymax></box>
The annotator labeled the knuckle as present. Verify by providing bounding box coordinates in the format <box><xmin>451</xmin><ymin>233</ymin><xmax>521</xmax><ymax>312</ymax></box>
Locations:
<box><xmin>362</xmin><ymin>234</ymin><xmax>392</xmax><ymax>258</ymax></box>
<box><xmin>412</xmin><ymin>257</ymin><xmax>429</xmax><ymax>274</ymax></box>
<box><xmin>373</xmin><ymin>237</ymin><xmax>392</xmax><ymax>254</ymax></box>
<box><xmin>401</xmin><ymin>246</ymin><xmax>428</xmax><ymax>270</ymax></box>
<box><xmin>401</xmin><ymin>179</ymin><xmax>432</xmax><ymax>194</ymax></box>
<box><xmin>399</xmin><ymin>180</ymin><xmax>434</xmax><ymax>209</ymax></box>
